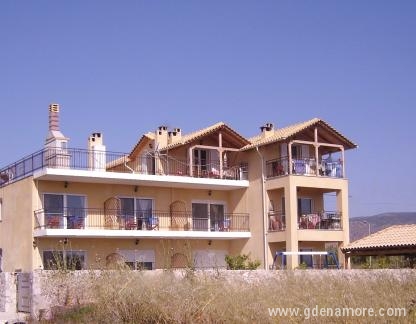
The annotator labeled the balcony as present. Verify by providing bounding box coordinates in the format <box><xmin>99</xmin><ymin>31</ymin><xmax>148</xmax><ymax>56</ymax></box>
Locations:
<box><xmin>0</xmin><ymin>148</ymin><xmax>249</xmax><ymax>189</ymax></box>
<box><xmin>268</xmin><ymin>211</ymin><xmax>342</xmax><ymax>232</ymax></box>
<box><xmin>265</xmin><ymin>157</ymin><xmax>343</xmax><ymax>179</ymax></box>
<box><xmin>33</xmin><ymin>208</ymin><xmax>250</xmax><ymax>239</ymax></box>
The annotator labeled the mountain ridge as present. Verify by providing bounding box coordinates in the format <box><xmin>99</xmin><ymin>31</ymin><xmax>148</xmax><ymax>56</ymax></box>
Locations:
<box><xmin>349</xmin><ymin>212</ymin><xmax>416</xmax><ymax>242</ymax></box>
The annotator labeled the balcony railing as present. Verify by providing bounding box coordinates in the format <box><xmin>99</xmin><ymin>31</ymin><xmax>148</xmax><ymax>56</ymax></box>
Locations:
<box><xmin>268</xmin><ymin>211</ymin><xmax>342</xmax><ymax>231</ymax></box>
<box><xmin>269</xmin><ymin>211</ymin><xmax>286</xmax><ymax>232</ymax></box>
<box><xmin>266</xmin><ymin>157</ymin><xmax>343</xmax><ymax>179</ymax></box>
<box><xmin>0</xmin><ymin>148</ymin><xmax>249</xmax><ymax>187</ymax></box>
<box><xmin>34</xmin><ymin>208</ymin><xmax>250</xmax><ymax>232</ymax></box>
<box><xmin>298</xmin><ymin>211</ymin><xmax>342</xmax><ymax>230</ymax></box>
<box><xmin>191</xmin><ymin>160</ymin><xmax>248</xmax><ymax>180</ymax></box>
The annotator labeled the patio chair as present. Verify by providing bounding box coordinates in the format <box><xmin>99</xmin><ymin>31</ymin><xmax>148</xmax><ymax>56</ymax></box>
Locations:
<box><xmin>147</xmin><ymin>216</ymin><xmax>159</xmax><ymax>230</ymax></box>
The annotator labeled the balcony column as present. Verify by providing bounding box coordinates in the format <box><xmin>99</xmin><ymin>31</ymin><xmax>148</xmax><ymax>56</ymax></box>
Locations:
<box><xmin>341</xmin><ymin>148</ymin><xmax>345</xmax><ymax>178</ymax></box>
<box><xmin>219</xmin><ymin>132</ymin><xmax>223</xmax><ymax>179</ymax></box>
<box><xmin>314</xmin><ymin>127</ymin><xmax>319</xmax><ymax>176</ymax></box>
<box><xmin>337</xmin><ymin>187</ymin><xmax>349</xmax><ymax>268</ymax></box>
<box><xmin>285</xmin><ymin>179</ymin><xmax>299</xmax><ymax>269</ymax></box>
<box><xmin>288</xmin><ymin>142</ymin><xmax>293</xmax><ymax>175</ymax></box>
<box><xmin>189</xmin><ymin>147</ymin><xmax>193</xmax><ymax>176</ymax></box>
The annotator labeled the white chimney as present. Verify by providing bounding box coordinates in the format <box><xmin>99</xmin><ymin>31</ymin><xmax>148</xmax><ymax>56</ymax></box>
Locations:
<box><xmin>155</xmin><ymin>125</ymin><xmax>168</xmax><ymax>149</ymax></box>
<box><xmin>88</xmin><ymin>132</ymin><xmax>106</xmax><ymax>171</ymax></box>
<box><xmin>260</xmin><ymin>123</ymin><xmax>274</xmax><ymax>139</ymax></box>
<box><xmin>44</xmin><ymin>103</ymin><xmax>70</xmax><ymax>168</ymax></box>
<box><xmin>168</xmin><ymin>127</ymin><xmax>182</xmax><ymax>144</ymax></box>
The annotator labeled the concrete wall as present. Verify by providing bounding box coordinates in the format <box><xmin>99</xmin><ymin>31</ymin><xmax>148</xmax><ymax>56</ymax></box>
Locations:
<box><xmin>0</xmin><ymin>177</ymin><xmax>35</xmax><ymax>272</ymax></box>
<box><xmin>34</xmin><ymin>237</ymin><xmax>233</xmax><ymax>270</ymax></box>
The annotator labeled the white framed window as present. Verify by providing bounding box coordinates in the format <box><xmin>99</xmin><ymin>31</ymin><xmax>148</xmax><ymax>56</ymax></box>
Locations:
<box><xmin>43</xmin><ymin>193</ymin><xmax>87</xmax><ymax>229</ymax></box>
<box><xmin>43</xmin><ymin>250</ymin><xmax>86</xmax><ymax>270</ymax></box>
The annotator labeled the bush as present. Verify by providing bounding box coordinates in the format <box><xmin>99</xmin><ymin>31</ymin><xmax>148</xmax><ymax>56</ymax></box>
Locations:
<box><xmin>225</xmin><ymin>254</ymin><xmax>261</xmax><ymax>270</ymax></box>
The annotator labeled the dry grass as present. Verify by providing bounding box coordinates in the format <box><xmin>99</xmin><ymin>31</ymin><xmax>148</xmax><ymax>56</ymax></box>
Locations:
<box><xmin>35</xmin><ymin>269</ymin><xmax>416</xmax><ymax>323</ymax></box>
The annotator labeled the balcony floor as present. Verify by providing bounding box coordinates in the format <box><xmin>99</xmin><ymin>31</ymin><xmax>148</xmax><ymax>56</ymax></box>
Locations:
<box><xmin>33</xmin><ymin>228</ymin><xmax>251</xmax><ymax>239</ymax></box>
<box><xmin>33</xmin><ymin>168</ymin><xmax>249</xmax><ymax>190</ymax></box>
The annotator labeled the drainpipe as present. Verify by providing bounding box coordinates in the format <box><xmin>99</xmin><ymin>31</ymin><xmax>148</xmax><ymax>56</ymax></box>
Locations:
<box><xmin>255</xmin><ymin>146</ymin><xmax>268</xmax><ymax>270</ymax></box>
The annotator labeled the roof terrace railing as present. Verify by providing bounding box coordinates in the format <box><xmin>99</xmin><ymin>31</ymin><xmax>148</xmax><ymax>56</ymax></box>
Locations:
<box><xmin>0</xmin><ymin>148</ymin><xmax>249</xmax><ymax>187</ymax></box>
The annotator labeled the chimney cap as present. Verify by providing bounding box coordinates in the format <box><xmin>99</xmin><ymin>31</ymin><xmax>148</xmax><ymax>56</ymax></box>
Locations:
<box><xmin>260</xmin><ymin>123</ymin><xmax>274</xmax><ymax>132</ymax></box>
<box><xmin>49</xmin><ymin>103</ymin><xmax>60</xmax><ymax>112</ymax></box>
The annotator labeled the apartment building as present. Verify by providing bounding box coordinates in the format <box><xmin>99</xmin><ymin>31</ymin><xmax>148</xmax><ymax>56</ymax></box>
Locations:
<box><xmin>0</xmin><ymin>104</ymin><xmax>356</xmax><ymax>271</ymax></box>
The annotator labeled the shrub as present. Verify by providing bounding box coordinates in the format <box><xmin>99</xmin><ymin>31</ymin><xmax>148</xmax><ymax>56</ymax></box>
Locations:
<box><xmin>225</xmin><ymin>254</ymin><xmax>261</xmax><ymax>270</ymax></box>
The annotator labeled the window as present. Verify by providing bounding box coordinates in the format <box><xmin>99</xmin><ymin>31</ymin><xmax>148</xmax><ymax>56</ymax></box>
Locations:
<box><xmin>192</xmin><ymin>202</ymin><xmax>226</xmax><ymax>231</ymax></box>
<box><xmin>194</xmin><ymin>149</ymin><xmax>208</xmax><ymax>169</ymax></box>
<box><xmin>291</xmin><ymin>144</ymin><xmax>310</xmax><ymax>159</ymax></box>
<box><xmin>119</xmin><ymin>198</ymin><xmax>153</xmax><ymax>229</ymax></box>
<box><xmin>126</xmin><ymin>261</ymin><xmax>153</xmax><ymax>270</ymax></box>
<box><xmin>44</xmin><ymin>194</ymin><xmax>86</xmax><ymax>229</ymax></box>
<box><xmin>193</xmin><ymin>250</ymin><xmax>227</xmax><ymax>269</ymax></box>
<box><xmin>43</xmin><ymin>250</ymin><xmax>86</xmax><ymax>270</ymax></box>
<box><xmin>280</xmin><ymin>197</ymin><xmax>312</xmax><ymax>215</ymax></box>
<box><xmin>298</xmin><ymin>198</ymin><xmax>313</xmax><ymax>216</ymax></box>
<box><xmin>118</xmin><ymin>249</ymin><xmax>155</xmax><ymax>270</ymax></box>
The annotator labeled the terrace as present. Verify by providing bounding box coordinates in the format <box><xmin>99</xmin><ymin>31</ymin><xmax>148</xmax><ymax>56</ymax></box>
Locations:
<box><xmin>268</xmin><ymin>210</ymin><xmax>342</xmax><ymax>232</ymax></box>
<box><xmin>0</xmin><ymin>147</ymin><xmax>248</xmax><ymax>187</ymax></box>
<box><xmin>33</xmin><ymin>208</ymin><xmax>250</xmax><ymax>238</ymax></box>
<box><xmin>265</xmin><ymin>156</ymin><xmax>343</xmax><ymax>179</ymax></box>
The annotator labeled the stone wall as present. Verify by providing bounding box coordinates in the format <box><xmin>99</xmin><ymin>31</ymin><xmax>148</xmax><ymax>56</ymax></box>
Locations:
<box><xmin>0</xmin><ymin>272</ymin><xmax>16</xmax><ymax>313</ymax></box>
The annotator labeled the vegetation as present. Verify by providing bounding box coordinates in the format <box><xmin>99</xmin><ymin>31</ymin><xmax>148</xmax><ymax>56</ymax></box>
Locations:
<box><xmin>33</xmin><ymin>269</ymin><xmax>416</xmax><ymax>323</ymax></box>
<box><xmin>225</xmin><ymin>254</ymin><xmax>261</xmax><ymax>270</ymax></box>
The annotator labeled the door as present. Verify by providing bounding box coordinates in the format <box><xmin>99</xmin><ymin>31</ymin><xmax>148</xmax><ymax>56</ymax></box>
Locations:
<box><xmin>299</xmin><ymin>249</ymin><xmax>313</xmax><ymax>268</ymax></box>
<box><xmin>210</xmin><ymin>204</ymin><xmax>225</xmax><ymax>231</ymax></box>
<box><xmin>17</xmin><ymin>273</ymin><xmax>32</xmax><ymax>313</ymax></box>
<box><xmin>192</xmin><ymin>203</ymin><xmax>209</xmax><ymax>230</ymax></box>
<box><xmin>44</xmin><ymin>194</ymin><xmax>64</xmax><ymax>228</ymax></box>
<box><xmin>67</xmin><ymin>195</ymin><xmax>86</xmax><ymax>229</ymax></box>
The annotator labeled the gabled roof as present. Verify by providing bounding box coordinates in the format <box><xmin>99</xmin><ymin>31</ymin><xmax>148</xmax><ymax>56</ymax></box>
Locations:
<box><xmin>342</xmin><ymin>225</ymin><xmax>416</xmax><ymax>253</ymax></box>
<box><xmin>129</xmin><ymin>132</ymin><xmax>155</xmax><ymax>158</ymax></box>
<box><xmin>242</xmin><ymin>118</ymin><xmax>357</xmax><ymax>150</ymax></box>
<box><xmin>161</xmin><ymin>122</ymin><xmax>250</xmax><ymax>151</ymax></box>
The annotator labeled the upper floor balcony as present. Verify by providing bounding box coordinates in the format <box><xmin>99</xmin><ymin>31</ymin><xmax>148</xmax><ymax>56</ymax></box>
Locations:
<box><xmin>33</xmin><ymin>207</ymin><xmax>250</xmax><ymax>239</ymax></box>
<box><xmin>265</xmin><ymin>157</ymin><xmax>343</xmax><ymax>179</ymax></box>
<box><xmin>268</xmin><ymin>210</ymin><xmax>343</xmax><ymax>232</ymax></box>
<box><xmin>0</xmin><ymin>148</ymin><xmax>249</xmax><ymax>189</ymax></box>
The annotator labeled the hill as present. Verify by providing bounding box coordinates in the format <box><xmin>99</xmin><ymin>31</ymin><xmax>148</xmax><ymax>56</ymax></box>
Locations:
<box><xmin>349</xmin><ymin>212</ymin><xmax>416</xmax><ymax>242</ymax></box>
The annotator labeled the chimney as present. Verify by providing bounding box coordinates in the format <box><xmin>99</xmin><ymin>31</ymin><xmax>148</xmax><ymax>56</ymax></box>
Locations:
<box><xmin>155</xmin><ymin>125</ymin><xmax>168</xmax><ymax>149</ymax></box>
<box><xmin>45</xmin><ymin>103</ymin><xmax>69</xmax><ymax>146</ymax></box>
<box><xmin>168</xmin><ymin>127</ymin><xmax>182</xmax><ymax>144</ymax></box>
<box><xmin>49</xmin><ymin>103</ymin><xmax>60</xmax><ymax>131</ymax></box>
<box><xmin>260</xmin><ymin>123</ymin><xmax>274</xmax><ymax>138</ymax></box>
<box><xmin>88</xmin><ymin>132</ymin><xmax>106</xmax><ymax>171</ymax></box>
<box><xmin>44</xmin><ymin>103</ymin><xmax>70</xmax><ymax>168</ymax></box>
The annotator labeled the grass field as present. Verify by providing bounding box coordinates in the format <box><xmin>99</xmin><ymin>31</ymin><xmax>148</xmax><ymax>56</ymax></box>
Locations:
<box><xmin>34</xmin><ymin>269</ymin><xmax>416</xmax><ymax>323</ymax></box>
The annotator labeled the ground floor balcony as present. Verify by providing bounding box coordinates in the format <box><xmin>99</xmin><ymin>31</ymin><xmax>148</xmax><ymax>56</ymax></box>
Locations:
<box><xmin>33</xmin><ymin>208</ymin><xmax>250</xmax><ymax>239</ymax></box>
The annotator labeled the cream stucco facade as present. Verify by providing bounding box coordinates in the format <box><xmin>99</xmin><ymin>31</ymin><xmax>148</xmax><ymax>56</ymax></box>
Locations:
<box><xmin>0</xmin><ymin>108</ymin><xmax>356</xmax><ymax>271</ymax></box>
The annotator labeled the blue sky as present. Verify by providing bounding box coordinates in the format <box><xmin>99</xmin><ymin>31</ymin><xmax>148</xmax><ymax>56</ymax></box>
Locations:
<box><xmin>1</xmin><ymin>1</ymin><xmax>415</xmax><ymax>217</ymax></box>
